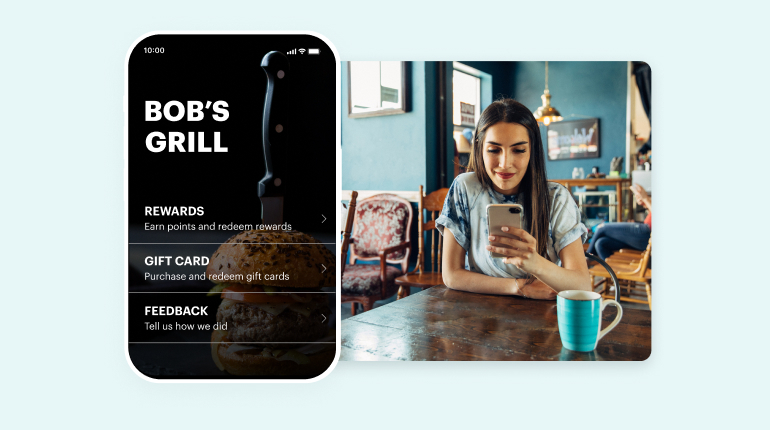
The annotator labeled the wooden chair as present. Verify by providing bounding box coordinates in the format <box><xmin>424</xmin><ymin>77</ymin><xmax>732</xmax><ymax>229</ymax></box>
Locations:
<box><xmin>340</xmin><ymin>191</ymin><xmax>358</xmax><ymax>276</ymax></box>
<box><xmin>609</xmin><ymin>248</ymin><xmax>644</xmax><ymax>261</ymax></box>
<box><xmin>395</xmin><ymin>186</ymin><xmax>449</xmax><ymax>299</ymax></box>
<box><xmin>589</xmin><ymin>238</ymin><xmax>652</xmax><ymax>309</ymax></box>
<box><xmin>341</xmin><ymin>194</ymin><xmax>413</xmax><ymax>316</ymax></box>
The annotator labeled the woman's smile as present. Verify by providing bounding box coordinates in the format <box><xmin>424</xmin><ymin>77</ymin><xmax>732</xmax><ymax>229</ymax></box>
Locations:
<box><xmin>495</xmin><ymin>171</ymin><xmax>516</xmax><ymax>180</ymax></box>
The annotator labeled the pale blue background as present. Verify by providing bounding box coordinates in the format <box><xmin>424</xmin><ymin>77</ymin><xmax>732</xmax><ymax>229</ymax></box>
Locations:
<box><xmin>2</xmin><ymin>0</ymin><xmax>767</xmax><ymax>428</ymax></box>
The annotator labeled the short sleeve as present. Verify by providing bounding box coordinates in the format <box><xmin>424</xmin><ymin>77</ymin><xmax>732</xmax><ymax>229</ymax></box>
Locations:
<box><xmin>549</xmin><ymin>184</ymin><xmax>588</xmax><ymax>255</ymax></box>
<box><xmin>436</xmin><ymin>177</ymin><xmax>471</xmax><ymax>252</ymax></box>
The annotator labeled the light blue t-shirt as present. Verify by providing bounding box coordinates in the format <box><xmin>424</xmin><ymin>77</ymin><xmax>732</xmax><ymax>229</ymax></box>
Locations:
<box><xmin>436</xmin><ymin>172</ymin><xmax>587</xmax><ymax>278</ymax></box>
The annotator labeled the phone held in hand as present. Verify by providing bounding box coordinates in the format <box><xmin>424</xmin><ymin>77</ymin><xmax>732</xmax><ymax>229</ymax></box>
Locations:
<box><xmin>486</xmin><ymin>204</ymin><xmax>523</xmax><ymax>258</ymax></box>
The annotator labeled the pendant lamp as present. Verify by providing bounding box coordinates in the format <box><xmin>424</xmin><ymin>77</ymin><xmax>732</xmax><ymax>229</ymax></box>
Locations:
<box><xmin>533</xmin><ymin>61</ymin><xmax>563</xmax><ymax>126</ymax></box>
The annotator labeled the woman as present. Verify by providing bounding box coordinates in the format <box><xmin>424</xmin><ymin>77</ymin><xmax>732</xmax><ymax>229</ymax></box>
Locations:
<box><xmin>436</xmin><ymin>99</ymin><xmax>590</xmax><ymax>300</ymax></box>
<box><xmin>586</xmin><ymin>184</ymin><xmax>651</xmax><ymax>259</ymax></box>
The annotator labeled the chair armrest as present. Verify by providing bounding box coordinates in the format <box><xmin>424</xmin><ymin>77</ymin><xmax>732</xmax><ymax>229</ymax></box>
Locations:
<box><xmin>378</xmin><ymin>242</ymin><xmax>409</xmax><ymax>260</ymax></box>
<box><xmin>377</xmin><ymin>242</ymin><xmax>409</xmax><ymax>298</ymax></box>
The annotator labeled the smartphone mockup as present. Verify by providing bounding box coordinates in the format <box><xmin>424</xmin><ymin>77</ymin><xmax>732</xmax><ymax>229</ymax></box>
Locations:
<box><xmin>486</xmin><ymin>204</ymin><xmax>523</xmax><ymax>258</ymax></box>
<box><xmin>125</xmin><ymin>33</ymin><xmax>339</xmax><ymax>382</ymax></box>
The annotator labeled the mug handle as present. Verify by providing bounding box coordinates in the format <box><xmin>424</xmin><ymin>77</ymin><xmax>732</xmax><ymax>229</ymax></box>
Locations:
<box><xmin>597</xmin><ymin>299</ymin><xmax>623</xmax><ymax>342</ymax></box>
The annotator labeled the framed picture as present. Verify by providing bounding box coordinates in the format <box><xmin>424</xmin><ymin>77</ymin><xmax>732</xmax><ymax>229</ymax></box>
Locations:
<box><xmin>546</xmin><ymin>118</ymin><xmax>600</xmax><ymax>161</ymax></box>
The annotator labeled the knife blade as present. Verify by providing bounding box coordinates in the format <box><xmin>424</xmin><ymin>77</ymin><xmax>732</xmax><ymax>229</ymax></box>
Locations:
<box><xmin>258</xmin><ymin>51</ymin><xmax>290</xmax><ymax>225</ymax></box>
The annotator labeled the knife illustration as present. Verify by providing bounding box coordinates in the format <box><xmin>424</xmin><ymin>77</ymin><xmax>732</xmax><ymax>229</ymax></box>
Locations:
<box><xmin>258</xmin><ymin>51</ymin><xmax>289</xmax><ymax>225</ymax></box>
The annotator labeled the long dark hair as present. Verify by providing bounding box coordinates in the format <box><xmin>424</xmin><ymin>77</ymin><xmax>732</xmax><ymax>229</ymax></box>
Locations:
<box><xmin>467</xmin><ymin>99</ymin><xmax>551</xmax><ymax>263</ymax></box>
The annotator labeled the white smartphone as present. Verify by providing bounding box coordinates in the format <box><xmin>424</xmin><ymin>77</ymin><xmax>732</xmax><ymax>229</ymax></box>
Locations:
<box><xmin>486</xmin><ymin>204</ymin><xmax>523</xmax><ymax>258</ymax></box>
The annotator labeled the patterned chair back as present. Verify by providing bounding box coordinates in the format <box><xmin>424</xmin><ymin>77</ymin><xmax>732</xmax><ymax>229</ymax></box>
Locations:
<box><xmin>350</xmin><ymin>193</ymin><xmax>413</xmax><ymax>273</ymax></box>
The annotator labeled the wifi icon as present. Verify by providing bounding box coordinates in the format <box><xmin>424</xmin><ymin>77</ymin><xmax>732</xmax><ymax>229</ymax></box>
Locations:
<box><xmin>298</xmin><ymin>48</ymin><xmax>306</xmax><ymax>54</ymax></box>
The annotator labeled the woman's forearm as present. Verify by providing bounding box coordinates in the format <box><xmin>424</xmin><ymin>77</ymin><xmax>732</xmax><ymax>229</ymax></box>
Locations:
<box><xmin>530</xmin><ymin>263</ymin><xmax>591</xmax><ymax>292</ymax></box>
<box><xmin>444</xmin><ymin>267</ymin><xmax>561</xmax><ymax>299</ymax></box>
<box><xmin>441</xmin><ymin>228</ymin><xmax>579</xmax><ymax>297</ymax></box>
<box><xmin>443</xmin><ymin>266</ymin><xmax>520</xmax><ymax>295</ymax></box>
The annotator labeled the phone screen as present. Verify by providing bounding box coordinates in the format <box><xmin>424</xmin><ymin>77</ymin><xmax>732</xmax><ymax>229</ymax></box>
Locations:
<box><xmin>125</xmin><ymin>34</ymin><xmax>339</xmax><ymax>381</ymax></box>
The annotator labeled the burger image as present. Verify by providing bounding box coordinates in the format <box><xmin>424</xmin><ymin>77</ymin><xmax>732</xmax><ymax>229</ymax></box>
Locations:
<box><xmin>206</xmin><ymin>229</ymin><xmax>335</xmax><ymax>376</ymax></box>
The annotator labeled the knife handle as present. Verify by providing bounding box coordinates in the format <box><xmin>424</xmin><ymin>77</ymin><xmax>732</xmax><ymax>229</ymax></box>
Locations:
<box><xmin>259</xmin><ymin>51</ymin><xmax>290</xmax><ymax>198</ymax></box>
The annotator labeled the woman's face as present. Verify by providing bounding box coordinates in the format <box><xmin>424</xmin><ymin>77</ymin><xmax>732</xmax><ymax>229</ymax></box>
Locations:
<box><xmin>482</xmin><ymin>122</ymin><xmax>531</xmax><ymax>195</ymax></box>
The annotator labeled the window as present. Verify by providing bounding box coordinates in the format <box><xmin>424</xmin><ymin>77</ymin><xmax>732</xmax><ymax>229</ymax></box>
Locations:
<box><xmin>348</xmin><ymin>61</ymin><xmax>408</xmax><ymax>117</ymax></box>
<box><xmin>452</xmin><ymin>69</ymin><xmax>481</xmax><ymax>129</ymax></box>
<box><xmin>452</xmin><ymin>64</ymin><xmax>483</xmax><ymax>156</ymax></box>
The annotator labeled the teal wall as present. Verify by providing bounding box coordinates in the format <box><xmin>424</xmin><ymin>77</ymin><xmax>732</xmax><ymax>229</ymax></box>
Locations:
<box><xmin>342</xmin><ymin>61</ymin><xmax>628</xmax><ymax>187</ymax></box>
<box><xmin>341</xmin><ymin>61</ymin><xmax>452</xmax><ymax>268</ymax></box>
<box><xmin>512</xmin><ymin>61</ymin><xmax>628</xmax><ymax>180</ymax></box>
<box><xmin>341</xmin><ymin>62</ymin><xmax>427</xmax><ymax>191</ymax></box>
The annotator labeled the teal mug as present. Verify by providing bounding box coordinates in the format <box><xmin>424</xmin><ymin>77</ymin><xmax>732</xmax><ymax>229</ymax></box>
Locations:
<box><xmin>557</xmin><ymin>290</ymin><xmax>623</xmax><ymax>352</ymax></box>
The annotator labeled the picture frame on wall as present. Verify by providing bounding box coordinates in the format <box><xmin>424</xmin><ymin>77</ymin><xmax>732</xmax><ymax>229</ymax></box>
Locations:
<box><xmin>546</xmin><ymin>118</ymin><xmax>600</xmax><ymax>161</ymax></box>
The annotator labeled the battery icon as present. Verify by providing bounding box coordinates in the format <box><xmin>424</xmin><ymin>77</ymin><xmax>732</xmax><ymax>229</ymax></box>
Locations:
<box><xmin>308</xmin><ymin>48</ymin><xmax>320</xmax><ymax>55</ymax></box>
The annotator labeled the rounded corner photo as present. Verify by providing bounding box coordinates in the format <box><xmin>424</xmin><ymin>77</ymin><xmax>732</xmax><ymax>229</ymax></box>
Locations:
<box><xmin>339</xmin><ymin>61</ymin><xmax>651</xmax><ymax>362</ymax></box>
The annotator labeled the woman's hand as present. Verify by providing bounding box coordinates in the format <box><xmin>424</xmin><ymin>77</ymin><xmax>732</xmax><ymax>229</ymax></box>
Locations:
<box><xmin>486</xmin><ymin>227</ymin><xmax>548</xmax><ymax>276</ymax></box>
<box><xmin>442</xmin><ymin>229</ymin><xmax>523</xmax><ymax>295</ymax></box>
<box><xmin>630</xmin><ymin>184</ymin><xmax>651</xmax><ymax>209</ymax></box>
<box><xmin>518</xmin><ymin>279</ymin><xmax>558</xmax><ymax>300</ymax></box>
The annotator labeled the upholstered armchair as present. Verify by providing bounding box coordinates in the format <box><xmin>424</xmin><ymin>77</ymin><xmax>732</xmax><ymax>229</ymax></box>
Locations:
<box><xmin>341</xmin><ymin>194</ymin><xmax>413</xmax><ymax>315</ymax></box>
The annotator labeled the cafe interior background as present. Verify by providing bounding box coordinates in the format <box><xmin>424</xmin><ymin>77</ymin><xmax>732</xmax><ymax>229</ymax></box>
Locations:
<box><xmin>341</xmin><ymin>61</ymin><xmax>651</xmax><ymax>319</ymax></box>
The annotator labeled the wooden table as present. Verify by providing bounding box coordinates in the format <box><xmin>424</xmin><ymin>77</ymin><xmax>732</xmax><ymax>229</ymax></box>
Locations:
<box><xmin>551</xmin><ymin>178</ymin><xmax>632</xmax><ymax>221</ymax></box>
<box><xmin>341</xmin><ymin>285</ymin><xmax>651</xmax><ymax>361</ymax></box>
